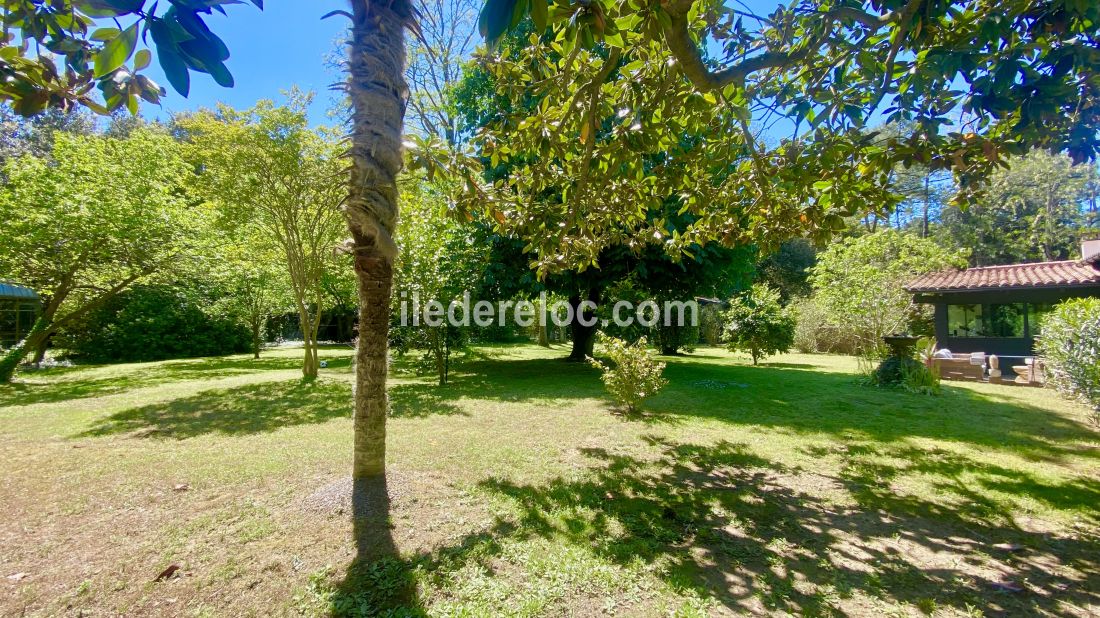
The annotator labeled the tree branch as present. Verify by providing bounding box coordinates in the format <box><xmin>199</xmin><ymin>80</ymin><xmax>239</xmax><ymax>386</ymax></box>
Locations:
<box><xmin>662</xmin><ymin>2</ymin><xmax>901</xmax><ymax>92</ymax></box>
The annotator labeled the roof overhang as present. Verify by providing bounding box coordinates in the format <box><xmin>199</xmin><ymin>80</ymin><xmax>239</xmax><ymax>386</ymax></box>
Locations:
<box><xmin>0</xmin><ymin>282</ymin><xmax>40</xmax><ymax>301</ymax></box>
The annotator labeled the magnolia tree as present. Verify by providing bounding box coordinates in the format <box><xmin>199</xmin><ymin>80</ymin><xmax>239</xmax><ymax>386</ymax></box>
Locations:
<box><xmin>4</xmin><ymin>0</ymin><xmax>1100</xmax><ymax>489</ymax></box>
<box><xmin>0</xmin><ymin>129</ymin><xmax>192</xmax><ymax>381</ymax></box>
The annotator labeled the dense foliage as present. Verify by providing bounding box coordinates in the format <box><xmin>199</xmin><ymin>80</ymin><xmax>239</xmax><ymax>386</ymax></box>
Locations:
<box><xmin>755</xmin><ymin>240</ymin><xmax>817</xmax><ymax>303</ymax></box>
<box><xmin>723</xmin><ymin>284</ymin><xmax>796</xmax><ymax>365</ymax></box>
<box><xmin>808</xmin><ymin>230</ymin><xmax>966</xmax><ymax>354</ymax></box>
<box><xmin>1036</xmin><ymin>298</ymin><xmax>1100</xmax><ymax>423</ymax></box>
<box><xmin>935</xmin><ymin>151</ymin><xmax>1100</xmax><ymax>265</ymax></box>
<box><xmin>430</xmin><ymin>0</ymin><xmax>1100</xmax><ymax>281</ymax></box>
<box><xmin>0</xmin><ymin>127</ymin><xmax>193</xmax><ymax>381</ymax></box>
<box><xmin>57</xmin><ymin>285</ymin><xmax>250</xmax><ymax>362</ymax></box>
<box><xmin>391</xmin><ymin>178</ymin><xmax>489</xmax><ymax>385</ymax></box>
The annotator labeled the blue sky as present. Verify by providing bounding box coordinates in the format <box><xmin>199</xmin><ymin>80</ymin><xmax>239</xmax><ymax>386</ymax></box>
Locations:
<box><xmin>136</xmin><ymin>0</ymin><xmax>795</xmax><ymax>133</ymax></box>
<box><xmin>141</xmin><ymin>1</ymin><xmax>349</xmax><ymax>126</ymax></box>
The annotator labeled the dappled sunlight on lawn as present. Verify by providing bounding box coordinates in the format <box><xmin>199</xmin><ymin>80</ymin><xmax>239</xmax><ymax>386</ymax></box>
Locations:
<box><xmin>2</xmin><ymin>345</ymin><xmax>1098</xmax><ymax>616</ymax></box>
<box><xmin>0</xmin><ymin>347</ymin><xmax>353</xmax><ymax>408</ymax></box>
<box><xmin>329</xmin><ymin>435</ymin><xmax>1100</xmax><ymax>616</ymax></box>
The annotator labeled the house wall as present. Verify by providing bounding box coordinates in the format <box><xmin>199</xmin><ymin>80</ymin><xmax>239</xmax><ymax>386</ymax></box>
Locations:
<box><xmin>916</xmin><ymin>287</ymin><xmax>1100</xmax><ymax>357</ymax></box>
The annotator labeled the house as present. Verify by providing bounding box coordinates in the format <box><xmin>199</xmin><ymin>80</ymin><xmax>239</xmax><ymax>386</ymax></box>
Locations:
<box><xmin>906</xmin><ymin>239</ymin><xmax>1100</xmax><ymax>357</ymax></box>
<box><xmin>0</xmin><ymin>282</ymin><xmax>41</xmax><ymax>349</ymax></box>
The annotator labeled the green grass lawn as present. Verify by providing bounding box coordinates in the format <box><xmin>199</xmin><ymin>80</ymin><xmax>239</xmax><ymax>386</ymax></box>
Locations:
<box><xmin>1</xmin><ymin>345</ymin><xmax>1097</xmax><ymax>617</ymax></box>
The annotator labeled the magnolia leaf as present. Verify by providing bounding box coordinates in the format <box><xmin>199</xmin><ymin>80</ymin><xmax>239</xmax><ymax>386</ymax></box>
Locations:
<box><xmin>134</xmin><ymin>49</ymin><xmax>152</xmax><ymax>71</ymax></box>
<box><xmin>94</xmin><ymin>23</ymin><xmax>138</xmax><ymax>78</ymax></box>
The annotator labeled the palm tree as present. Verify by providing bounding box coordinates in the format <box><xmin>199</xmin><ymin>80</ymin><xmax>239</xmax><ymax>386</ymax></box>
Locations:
<box><xmin>345</xmin><ymin>0</ymin><xmax>413</xmax><ymax>480</ymax></box>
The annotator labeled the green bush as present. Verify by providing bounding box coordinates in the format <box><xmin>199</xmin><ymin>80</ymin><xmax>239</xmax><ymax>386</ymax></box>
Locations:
<box><xmin>1036</xmin><ymin>298</ymin><xmax>1100</xmax><ymax>423</ymax></box>
<box><xmin>57</xmin><ymin>285</ymin><xmax>250</xmax><ymax>362</ymax></box>
<box><xmin>724</xmin><ymin>284</ymin><xmax>796</xmax><ymax>365</ymax></box>
<box><xmin>588</xmin><ymin>335</ymin><xmax>668</xmax><ymax>413</ymax></box>
<box><xmin>900</xmin><ymin>360</ymin><xmax>941</xmax><ymax>395</ymax></box>
<box><xmin>809</xmin><ymin>230</ymin><xmax>966</xmax><ymax>355</ymax></box>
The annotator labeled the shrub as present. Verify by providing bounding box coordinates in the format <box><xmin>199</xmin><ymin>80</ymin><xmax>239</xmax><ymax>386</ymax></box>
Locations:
<box><xmin>790</xmin><ymin>295</ymin><xmax>862</xmax><ymax>355</ymax></box>
<box><xmin>653</xmin><ymin>321</ymin><xmax>699</xmax><ymax>355</ymax></box>
<box><xmin>1036</xmin><ymin>298</ymin><xmax>1100</xmax><ymax>424</ymax></box>
<box><xmin>724</xmin><ymin>284</ymin><xmax>796</xmax><ymax>365</ymax></box>
<box><xmin>900</xmin><ymin>360</ymin><xmax>941</xmax><ymax>395</ymax></box>
<box><xmin>588</xmin><ymin>335</ymin><xmax>668</xmax><ymax>413</ymax></box>
<box><xmin>57</xmin><ymin>285</ymin><xmax>251</xmax><ymax>362</ymax></box>
<box><xmin>698</xmin><ymin>303</ymin><xmax>725</xmax><ymax>346</ymax></box>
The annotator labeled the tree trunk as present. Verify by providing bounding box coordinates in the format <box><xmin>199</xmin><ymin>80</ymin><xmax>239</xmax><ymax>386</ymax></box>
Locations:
<box><xmin>567</xmin><ymin>288</ymin><xmax>600</xmax><ymax>362</ymax></box>
<box><xmin>299</xmin><ymin>311</ymin><xmax>319</xmax><ymax>380</ymax></box>
<box><xmin>347</xmin><ymin>0</ymin><xmax>409</xmax><ymax>481</ymax></box>
<box><xmin>251</xmin><ymin>316</ymin><xmax>262</xmax><ymax>359</ymax></box>
<box><xmin>536</xmin><ymin>299</ymin><xmax>549</xmax><ymax>347</ymax></box>
<box><xmin>32</xmin><ymin>335</ymin><xmax>49</xmax><ymax>365</ymax></box>
<box><xmin>0</xmin><ymin>316</ymin><xmax>51</xmax><ymax>382</ymax></box>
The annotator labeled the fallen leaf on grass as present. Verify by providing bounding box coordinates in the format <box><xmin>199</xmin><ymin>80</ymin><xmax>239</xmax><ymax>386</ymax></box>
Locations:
<box><xmin>990</xmin><ymin>581</ymin><xmax>1023</xmax><ymax>593</ymax></box>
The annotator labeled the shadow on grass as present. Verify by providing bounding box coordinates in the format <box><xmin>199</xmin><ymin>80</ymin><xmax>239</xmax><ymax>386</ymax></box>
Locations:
<box><xmin>384</xmin><ymin>353</ymin><xmax>1098</xmax><ymax>462</ymax></box>
<box><xmin>1</xmin><ymin>352</ymin><xmax>353</xmax><ymax>407</ymax></box>
<box><xmin>330</xmin><ymin>437</ymin><xmax>1100</xmax><ymax>615</ymax></box>
<box><xmin>330</xmin><ymin>476</ymin><xmax>423</xmax><ymax>617</ymax></box>
<box><xmin>818</xmin><ymin>442</ymin><xmax>1100</xmax><ymax>525</ymax></box>
<box><xmin>388</xmin><ymin>383</ymin><xmax>467</xmax><ymax>418</ymax></box>
<box><xmin>77</xmin><ymin>378</ymin><xmax>352</xmax><ymax>439</ymax></box>
<box><xmin>647</xmin><ymin>359</ymin><xmax>1100</xmax><ymax>462</ymax></box>
<box><xmin>390</xmin><ymin>356</ymin><xmax>605</xmax><ymax>406</ymax></box>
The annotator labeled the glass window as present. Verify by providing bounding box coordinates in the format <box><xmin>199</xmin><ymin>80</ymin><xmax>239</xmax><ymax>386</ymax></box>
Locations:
<box><xmin>985</xmin><ymin>304</ymin><xmax>1025</xmax><ymax>337</ymax></box>
<box><xmin>0</xmin><ymin>305</ymin><xmax>16</xmax><ymax>348</ymax></box>
<box><xmin>1027</xmin><ymin>303</ymin><xmax>1056</xmax><ymax>337</ymax></box>
<box><xmin>947</xmin><ymin>304</ymin><xmax>983</xmax><ymax>337</ymax></box>
<box><xmin>947</xmin><ymin>303</ymin><xmax>1026</xmax><ymax>337</ymax></box>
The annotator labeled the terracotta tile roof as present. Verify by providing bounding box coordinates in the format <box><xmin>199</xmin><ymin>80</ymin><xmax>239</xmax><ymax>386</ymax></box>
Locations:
<box><xmin>906</xmin><ymin>260</ymin><xmax>1100</xmax><ymax>292</ymax></box>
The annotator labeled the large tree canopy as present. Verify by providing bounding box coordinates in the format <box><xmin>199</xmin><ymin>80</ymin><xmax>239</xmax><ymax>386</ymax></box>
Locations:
<box><xmin>0</xmin><ymin>128</ymin><xmax>194</xmax><ymax>380</ymax></box>
<box><xmin>410</xmin><ymin>0</ymin><xmax>1100</xmax><ymax>275</ymax></box>
<box><xmin>177</xmin><ymin>96</ymin><xmax>347</xmax><ymax>380</ymax></box>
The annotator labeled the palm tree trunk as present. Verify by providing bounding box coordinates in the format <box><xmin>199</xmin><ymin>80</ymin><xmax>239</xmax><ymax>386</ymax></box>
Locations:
<box><xmin>347</xmin><ymin>0</ymin><xmax>410</xmax><ymax>480</ymax></box>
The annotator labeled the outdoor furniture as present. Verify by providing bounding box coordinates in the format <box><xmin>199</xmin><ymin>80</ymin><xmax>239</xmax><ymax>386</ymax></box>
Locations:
<box><xmin>932</xmin><ymin>353</ymin><xmax>986</xmax><ymax>381</ymax></box>
<box><xmin>1012</xmin><ymin>357</ymin><xmax>1045</xmax><ymax>386</ymax></box>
